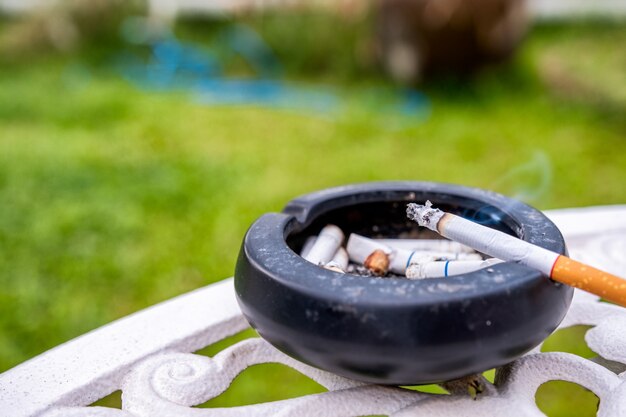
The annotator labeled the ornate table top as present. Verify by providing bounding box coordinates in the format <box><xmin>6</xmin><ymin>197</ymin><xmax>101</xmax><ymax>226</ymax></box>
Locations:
<box><xmin>1</xmin><ymin>205</ymin><xmax>625</xmax><ymax>417</ymax></box>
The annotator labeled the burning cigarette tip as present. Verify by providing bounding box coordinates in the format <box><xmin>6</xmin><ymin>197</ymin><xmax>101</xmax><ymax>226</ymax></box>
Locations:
<box><xmin>406</xmin><ymin>201</ymin><xmax>443</xmax><ymax>230</ymax></box>
<box><xmin>405</xmin><ymin>203</ymin><xmax>422</xmax><ymax>222</ymax></box>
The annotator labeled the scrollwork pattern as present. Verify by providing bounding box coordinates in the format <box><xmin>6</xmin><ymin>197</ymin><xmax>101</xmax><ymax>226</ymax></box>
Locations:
<box><xmin>42</xmin><ymin>407</ymin><xmax>134</xmax><ymax>417</ymax></box>
<box><xmin>114</xmin><ymin>290</ymin><xmax>626</xmax><ymax>417</ymax></box>
<box><xmin>31</xmin><ymin>290</ymin><xmax>626</xmax><ymax>417</ymax></box>
<box><xmin>27</xmin><ymin>208</ymin><xmax>626</xmax><ymax>417</ymax></box>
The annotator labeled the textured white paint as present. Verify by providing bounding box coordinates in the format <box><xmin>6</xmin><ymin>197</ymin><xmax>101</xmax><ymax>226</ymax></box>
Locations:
<box><xmin>546</xmin><ymin>205</ymin><xmax>626</xmax><ymax>278</ymax></box>
<box><xmin>0</xmin><ymin>205</ymin><xmax>625</xmax><ymax>417</ymax></box>
<box><xmin>0</xmin><ymin>280</ymin><xmax>248</xmax><ymax>417</ymax></box>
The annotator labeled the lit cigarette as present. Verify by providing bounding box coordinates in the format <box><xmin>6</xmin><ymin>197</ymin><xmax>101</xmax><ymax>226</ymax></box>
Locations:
<box><xmin>406</xmin><ymin>258</ymin><xmax>504</xmax><ymax>279</ymax></box>
<box><xmin>324</xmin><ymin>247</ymin><xmax>349</xmax><ymax>273</ymax></box>
<box><xmin>303</xmin><ymin>225</ymin><xmax>344</xmax><ymax>266</ymax></box>
<box><xmin>407</xmin><ymin>201</ymin><xmax>626</xmax><ymax>307</ymax></box>
<box><xmin>346</xmin><ymin>233</ymin><xmax>480</xmax><ymax>275</ymax></box>
<box><xmin>375</xmin><ymin>238</ymin><xmax>476</xmax><ymax>254</ymax></box>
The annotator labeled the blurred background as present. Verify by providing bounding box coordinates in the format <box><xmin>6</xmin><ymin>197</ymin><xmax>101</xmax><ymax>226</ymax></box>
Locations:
<box><xmin>0</xmin><ymin>0</ymin><xmax>624</xmax><ymax>415</ymax></box>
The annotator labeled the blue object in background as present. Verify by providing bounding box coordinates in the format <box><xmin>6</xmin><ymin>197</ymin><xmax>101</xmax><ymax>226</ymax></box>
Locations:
<box><xmin>120</xmin><ymin>38</ymin><xmax>222</xmax><ymax>90</ymax></box>
<box><xmin>117</xmin><ymin>19</ymin><xmax>429</xmax><ymax>119</ymax></box>
<box><xmin>195</xmin><ymin>78</ymin><xmax>339</xmax><ymax>113</ymax></box>
<box><xmin>398</xmin><ymin>89</ymin><xmax>430</xmax><ymax>117</ymax></box>
<box><xmin>220</xmin><ymin>24</ymin><xmax>282</xmax><ymax>78</ymax></box>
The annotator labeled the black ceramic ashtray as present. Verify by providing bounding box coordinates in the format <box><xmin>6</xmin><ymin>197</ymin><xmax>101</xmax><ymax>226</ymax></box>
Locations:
<box><xmin>234</xmin><ymin>182</ymin><xmax>573</xmax><ymax>385</ymax></box>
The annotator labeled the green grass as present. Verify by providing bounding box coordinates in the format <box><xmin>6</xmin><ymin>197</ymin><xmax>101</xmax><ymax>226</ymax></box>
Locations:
<box><xmin>0</xmin><ymin>14</ymin><xmax>625</xmax><ymax>416</ymax></box>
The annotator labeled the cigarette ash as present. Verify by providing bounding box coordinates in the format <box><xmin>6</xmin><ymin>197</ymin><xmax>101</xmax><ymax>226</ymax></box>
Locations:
<box><xmin>347</xmin><ymin>264</ymin><xmax>375</xmax><ymax>277</ymax></box>
<box><xmin>406</xmin><ymin>201</ymin><xmax>444</xmax><ymax>230</ymax></box>
<box><xmin>346</xmin><ymin>263</ymin><xmax>404</xmax><ymax>278</ymax></box>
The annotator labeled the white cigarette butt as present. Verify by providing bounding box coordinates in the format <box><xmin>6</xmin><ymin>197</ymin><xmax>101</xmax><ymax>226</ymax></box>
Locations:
<box><xmin>346</xmin><ymin>234</ymin><xmax>393</xmax><ymax>264</ymax></box>
<box><xmin>406</xmin><ymin>258</ymin><xmax>504</xmax><ymax>279</ymax></box>
<box><xmin>375</xmin><ymin>238</ymin><xmax>476</xmax><ymax>254</ymax></box>
<box><xmin>323</xmin><ymin>247</ymin><xmax>349</xmax><ymax>273</ymax></box>
<box><xmin>300</xmin><ymin>236</ymin><xmax>317</xmax><ymax>258</ymax></box>
<box><xmin>304</xmin><ymin>224</ymin><xmax>344</xmax><ymax>266</ymax></box>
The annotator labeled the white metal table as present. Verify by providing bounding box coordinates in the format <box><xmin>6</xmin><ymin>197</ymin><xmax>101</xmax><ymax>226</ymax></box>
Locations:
<box><xmin>1</xmin><ymin>206</ymin><xmax>625</xmax><ymax>417</ymax></box>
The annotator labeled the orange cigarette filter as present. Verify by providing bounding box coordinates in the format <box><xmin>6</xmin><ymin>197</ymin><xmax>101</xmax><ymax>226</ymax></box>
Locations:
<box><xmin>551</xmin><ymin>256</ymin><xmax>626</xmax><ymax>307</ymax></box>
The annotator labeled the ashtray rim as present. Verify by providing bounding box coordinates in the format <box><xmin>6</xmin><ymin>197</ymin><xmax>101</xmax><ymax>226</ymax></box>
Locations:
<box><xmin>240</xmin><ymin>181</ymin><xmax>567</xmax><ymax>305</ymax></box>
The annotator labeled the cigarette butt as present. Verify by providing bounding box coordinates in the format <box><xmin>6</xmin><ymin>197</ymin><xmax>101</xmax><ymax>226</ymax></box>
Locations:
<box><xmin>364</xmin><ymin>249</ymin><xmax>390</xmax><ymax>276</ymax></box>
<box><xmin>390</xmin><ymin>249</ymin><xmax>483</xmax><ymax>268</ymax></box>
<box><xmin>304</xmin><ymin>225</ymin><xmax>344</xmax><ymax>266</ymax></box>
<box><xmin>411</xmin><ymin>252</ymin><xmax>483</xmax><ymax>261</ymax></box>
<box><xmin>389</xmin><ymin>250</ymin><xmax>482</xmax><ymax>273</ymax></box>
<box><xmin>324</xmin><ymin>261</ymin><xmax>346</xmax><ymax>273</ymax></box>
<box><xmin>331</xmin><ymin>247</ymin><xmax>349</xmax><ymax>270</ymax></box>
<box><xmin>324</xmin><ymin>247</ymin><xmax>349</xmax><ymax>273</ymax></box>
<box><xmin>406</xmin><ymin>258</ymin><xmax>504</xmax><ymax>279</ymax></box>
<box><xmin>375</xmin><ymin>238</ymin><xmax>476</xmax><ymax>254</ymax></box>
<box><xmin>551</xmin><ymin>256</ymin><xmax>626</xmax><ymax>306</ymax></box>
<box><xmin>347</xmin><ymin>234</ymin><xmax>393</xmax><ymax>263</ymax></box>
<box><xmin>300</xmin><ymin>236</ymin><xmax>317</xmax><ymax>258</ymax></box>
